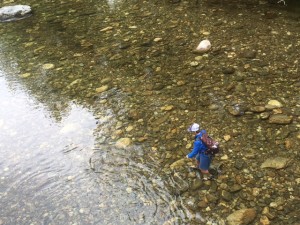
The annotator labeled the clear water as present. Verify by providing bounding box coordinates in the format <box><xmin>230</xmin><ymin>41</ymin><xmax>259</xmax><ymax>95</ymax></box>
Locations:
<box><xmin>0</xmin><ymin>0</ymin><xmax>299</xmax><ymax>224</ymax></box>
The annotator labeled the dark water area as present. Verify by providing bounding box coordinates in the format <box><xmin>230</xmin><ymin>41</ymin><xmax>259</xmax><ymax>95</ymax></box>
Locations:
<box><xmin>0</xmin><ymin>0</ymin><xmax>299</xmax><ymax>224</ymax></box>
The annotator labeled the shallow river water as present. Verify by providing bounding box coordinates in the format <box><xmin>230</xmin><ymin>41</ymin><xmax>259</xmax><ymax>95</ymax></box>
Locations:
<box><xmin>0</xmin><ymin>0</ymin><xmax>299</xmax><ymax>224</ymax></box>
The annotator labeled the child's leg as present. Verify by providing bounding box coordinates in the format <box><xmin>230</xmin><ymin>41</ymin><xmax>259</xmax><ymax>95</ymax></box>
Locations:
<box><xmin>199</xmin><ymin>155</ymin><xmax>212</xmax><ymax>176</ymax></box>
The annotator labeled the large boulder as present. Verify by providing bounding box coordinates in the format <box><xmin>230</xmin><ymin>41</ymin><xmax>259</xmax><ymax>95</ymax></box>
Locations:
<box><xmin>0</xmin><ymin>5</ymin><xmax>32</xmax><ymax>22</ymax></box>
<box><xmin>227</xmin><ymin>208</ymin><xmax>256</xmax><ymax>225</ymax></box>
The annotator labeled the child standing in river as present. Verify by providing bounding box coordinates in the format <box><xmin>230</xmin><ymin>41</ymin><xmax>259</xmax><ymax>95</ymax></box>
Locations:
<box><xmin>186</xmin><ymin>123</ymin><xmax>213</xmax><ymax>180</ymax></box>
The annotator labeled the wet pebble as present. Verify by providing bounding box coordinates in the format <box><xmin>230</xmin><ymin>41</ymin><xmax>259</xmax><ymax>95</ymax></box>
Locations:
<box><xmin>250</xmin><ymin>106</ymin><xmax>265</xmax><ymax>113</ymax></box>
<box><xmin>42</xmin><ymin>63</ymin><xmax>55</xmax><ymax>70</ymax></box>
<box><xmin>240</xmin><ymin>50</ymin><xmax>257</xmax><ymax>59</ymax></box>
<box><xmin>20</xmin><ymin>73</ymin><xmax>31</xmax><ymax>78</ymax></box>
<box><xmin>190</xmin><ymin>61</ymin><xmax>199</xmax><ymax>67</ymax></box>
<box><xmin>268</xmin><ymin>114</ymin><xmax>293</xmax><ymax>124</ymax></box>
<box><xmin>229</xmin><ymin>184</ymin><xmax>243</xmax><ymax>193</ymax></box>
<box><xmin>226</xmin><ymin>208</ymin><xmax>256</xmax><ymax>225</ymax></box>
<box><xmin>223</xmin><ymin>135</ymin><xmax>231</xmax><ymax>141</ymax></box>
<box><xmin>95</xmin><ymin>85</ymin><xmax>109</xmax><ymax>93</ymax></box>
<box><xmin>197</xmin><ymin>200</ymin><xmax>208</xmax><ymax>208</ymax></box>
<box><xmin>221</xmin><ymin>190</ymin><xmax>232</xmax><ymax>201</ymax></box>
<box><xmin>227</xmin><ymin>105</ymin><xmax>244</xmax><ymax>116</ymax></box>
<box><xmin>161</xmin><ymin>105</ymin><xmax>174</xmax><ymax>111</ymax></box>
<box><xmin>260</xmin><ymin>112</ymin><xmax>270</xmax><ymax>119</ymax></box>
<box><xmin>265</xmin><ymin>100</ymin><xmax>283</xmax><ymax>109</ymax></box>
<box><xmin>100</xmin><ymin>78</ymin><xmax>112</xmax><ymax>84</ymax></box>
<box><xmin>194</xmin><ymin>40</ymin><xmax>211</xmax><ymax>53</ymax></box>
<box><xmin>260</xmin><ymin>215</ymin><xmax>270</xmax><ymax>225</ymax></box>
<box><xmin>208</xmin><ymin>104</ymin><xmax>219</xmax><ymax>110</ymax></box>
<box><xmin>115</xmin><ymin>137</ymin><xmax>132</xmax><ymax>149</ymax></box>
<box><xmin>222</xmin><ymin>66</ymin><xmax>235</xmax><ymax>74</ymax></box>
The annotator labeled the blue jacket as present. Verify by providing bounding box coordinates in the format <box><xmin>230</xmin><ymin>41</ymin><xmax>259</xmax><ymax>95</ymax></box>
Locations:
<box><xmin>187</xmin><ymin>130</ymin><xmax>208</xmax><ymax>158</ymax></box>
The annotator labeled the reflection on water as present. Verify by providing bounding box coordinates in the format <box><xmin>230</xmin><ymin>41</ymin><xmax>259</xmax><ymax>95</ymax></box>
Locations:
<box><xmin>0</xmin><ymin>65</ymin><xmax>182</xmax><ymax>224</ymax></box>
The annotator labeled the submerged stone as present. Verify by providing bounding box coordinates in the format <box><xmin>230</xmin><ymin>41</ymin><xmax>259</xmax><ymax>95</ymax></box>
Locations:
<box><xmin>250</xmin><ymin>106</ymin><xmax>266</xmax><ymax>113</ymax></box>
<box><xmin>227</xmin><ymin>105</ymin><xmax>244</xmax><ymax>116</ymax></box>
<box><xmin>240</xmin><ymin>50</ymin><xmax>257</xmax><ymax>59</ymax></box>
<box><xmin>260</xmin><ymin>112</ymin><xmax>270</xmax><ymax>120</ymax></box>
<box><xmin>115</xmin><ymin>138</ymin><xmax>131</xmax><ymax>149</ymax></box>
<box><xmin>222</xmin><ymin>66</ymin><xmax>235</xmax><ymax>74</ymax></box>
<box><xmin>268</xmin><ymin>114</ymin><xmax>292</xmax><ymax>124</ymax></box>
<box><xmin>20</xmin><ymin>73</ymin><xmax>31</xmax><ymax>78</ymax></box>
<box><xmin>266</xmin><ymin>100</ymin><xmax>283</xmax><ymax>109</ymax></box>
<box><xmin>226</xmin><ymin>208</ymin><xmax>256</xmax><ymax>225</ymax></box>
<box><xmin>42</xmin><ymin>63</ymin><xmax>55</xmax><ymax>70</ymax></box>
<box><xmin>194</xmin><ymin>40</ymin><xmax>211</xmax><ymax>53</ymax></box>
<box><xmin>95</xmin><ymin>85</ymin><xmax>109</xmax><ymax>93</ymax></box>
<box><xmin>261</xmin><ymin>157</ymin><xmax>291</xmax><ymax>169</ymax></box>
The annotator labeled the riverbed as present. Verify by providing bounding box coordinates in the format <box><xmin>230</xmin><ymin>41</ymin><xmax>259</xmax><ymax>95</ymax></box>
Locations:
<box><xmin>0</xmin><ymin>0</ymin><xmax>299</xmax><ymax>224</ymax></box>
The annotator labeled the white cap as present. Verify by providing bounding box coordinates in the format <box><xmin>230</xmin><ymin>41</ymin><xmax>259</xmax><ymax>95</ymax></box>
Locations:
<box><xmin>187</xmin><ymin>123</ymin><xmax>200</xmax><ymax>132</ymax></box>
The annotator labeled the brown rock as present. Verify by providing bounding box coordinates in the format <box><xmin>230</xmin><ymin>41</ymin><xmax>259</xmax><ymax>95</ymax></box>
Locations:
<box><xmin>261</xmin><ymin>157</ymin><xmax>291</xmax><ymax>169</ymax></box>
<box><xmin>250</xmin><ymin>106</ymin><xmax>265</xmax><ymax>113</ymax></box>
<box><xmin>268</xmin><ymin>114</ymin><xmax>292</xmax><ymax>124</ymax></box>
<box><xmin>260</xmin><ymin>215</ymin><xmax>270</xmax><ymax>225</ymax></box>
<box><xmin>227</xmin><ymin>208</ymin><xmax>256</xmax><ymax>225</ymax></box>
<box><xmin>240</xmin><ymin>50</ymin><xmax>257</xmax><ymax>59</ymax></box>
<box><xmin>197</xmin><ymin>200</ymin><xmax>208</xmax><ymax>208</ymax></box>
<box><xmin>95</xmin><ymin>85</ymin><xmax>109</xmax><ymax>93</ymax></box>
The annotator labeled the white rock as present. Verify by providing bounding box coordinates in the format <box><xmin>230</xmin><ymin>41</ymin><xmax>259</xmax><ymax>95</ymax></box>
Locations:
<box><xmin>195</xmin><ymin>40</ymin><xmax>211</xmax><ymax>53</ymax></box>
<box><xmin>0</xmin><ymin>5</ymin><xmax>32</xmax><ymax>22</ymax></box>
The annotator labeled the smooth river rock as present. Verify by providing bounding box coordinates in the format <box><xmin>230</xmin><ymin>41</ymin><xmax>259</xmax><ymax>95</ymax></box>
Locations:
<box><xmin>194</xmin><ymin>40</ymin><xmax>211</xmax><ymax>53</ymax></box>
<box><xmin>268</xmin><ymin>114</ymin><xmax>292</xmax><ymax>124</ymax></box>
<box><xmin>0</xmin><ymin>5</ymin><xmax>32</xmax><ymax>22</ymax></box>
<box><xmin>265</xmin><ymin>100</ymin><xmax>283</xmax><ymax>109</ymax></box>
<box><xmin>115</xmin><ymin>138</ymin><xmax>131</xmax><ymax>149</ymax></box>
<box><xmin>261</xmin><ymin>157</ymin><xmax>291</xmax><ymax>169</ymax></box>
<box><xmin>226</xmin><ymin>208</ymin><xmax>257</xmax><ymax>225</ymax></box>
<box><xmin>96</xmin><ymin>85</ymin><xmax>109</xmax><ymax>93</ymax></box>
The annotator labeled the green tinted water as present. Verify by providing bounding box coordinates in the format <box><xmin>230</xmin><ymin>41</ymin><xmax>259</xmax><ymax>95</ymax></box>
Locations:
<box><xmin>0</xmin><ymin>0</ymin><xmax>299</xmax><ymax>224</ymax></box>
